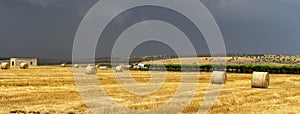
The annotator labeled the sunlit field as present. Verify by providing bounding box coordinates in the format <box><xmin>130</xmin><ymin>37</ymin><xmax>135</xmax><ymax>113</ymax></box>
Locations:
<box><xmin>0</xmin><ymin>66</ymin><xmax>300</xmax><ymax>113</ymax></box>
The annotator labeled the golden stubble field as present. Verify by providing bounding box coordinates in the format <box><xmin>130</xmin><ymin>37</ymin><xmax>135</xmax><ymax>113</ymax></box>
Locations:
<box><xmin>0</xmin><ymin>66</ymin><xmax>300</xmax><ymax>113</ymax></box>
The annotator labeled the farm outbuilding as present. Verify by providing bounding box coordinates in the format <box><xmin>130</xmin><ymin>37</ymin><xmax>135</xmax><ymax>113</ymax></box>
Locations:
<box><xmin>10</xmin><ymin>58</ymin><xmax>38</xmax><ymax>66</ymax></box>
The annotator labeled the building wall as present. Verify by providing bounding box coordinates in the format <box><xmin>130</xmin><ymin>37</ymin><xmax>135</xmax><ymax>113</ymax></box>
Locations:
<box><xmin>10</xmin><ymin>58</ymin><xmax>38</xmax><ymax>66</ymax></box>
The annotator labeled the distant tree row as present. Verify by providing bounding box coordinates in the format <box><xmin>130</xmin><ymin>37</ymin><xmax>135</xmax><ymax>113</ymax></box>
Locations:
<box><xmin>131</xmin><ymin>64</ymin><xmax>300</xmax><ymax>74</ymax></box>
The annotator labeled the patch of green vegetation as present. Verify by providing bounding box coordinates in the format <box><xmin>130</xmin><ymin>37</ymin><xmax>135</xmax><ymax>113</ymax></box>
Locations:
<box><xmin>131</xmin><ymin>64</ymin><xmax>300</xmax><ymax>74</ymax></box>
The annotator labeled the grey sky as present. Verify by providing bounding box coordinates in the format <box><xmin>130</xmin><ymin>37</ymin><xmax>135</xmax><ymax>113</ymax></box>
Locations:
<box><xmin>0</xmin><ymin>0</ymin><xmax>299</xmax><ymax>59</ymax></box>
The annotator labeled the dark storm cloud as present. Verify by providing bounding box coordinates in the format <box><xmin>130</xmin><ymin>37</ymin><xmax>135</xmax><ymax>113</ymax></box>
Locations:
<box><xmin>0</xmin><ymin>0</ymin><xmax>299</xmax><ymax>59</ymax></box>
<box><xmin>202</xmin><ymin>0</ymin><xmax>300</xmax><ymax>55</ymax></box>
<box><xmin>0</xmin><ymin>0</ymin><xmax>98</xmax><ymax>58</ymax></box>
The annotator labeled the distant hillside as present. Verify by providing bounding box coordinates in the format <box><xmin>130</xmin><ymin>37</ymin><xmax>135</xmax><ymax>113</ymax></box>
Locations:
<box><xmin>141</xmin><ymin>55</ymin><xmax>300</xmax><ymax>65</ymax></box>
<box><xmin>36</xmin><ymin>56</ymin><xmax>177</xmax><ymax>65</ymax></box>
<box><xmin>3</xmin><ymin>54</ymin><xmax>299</xmax><ymax>65</ymax></box>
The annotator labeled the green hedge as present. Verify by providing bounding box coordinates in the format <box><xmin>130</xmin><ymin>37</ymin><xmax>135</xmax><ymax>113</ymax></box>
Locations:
<box><xmin>98</xmin><ymin>64</ymin><xmax>112</xmax><ymax>68</ymax></box>
<box><xmin>131</xmin><ymin>64</ymin><xmax>300</xmax><ymax>74</ymax></box>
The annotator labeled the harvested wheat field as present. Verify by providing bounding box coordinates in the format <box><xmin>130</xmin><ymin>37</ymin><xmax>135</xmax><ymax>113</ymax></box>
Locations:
<box><xmin>0</xmin><ymin>66</ymin><xmax>300</xmax><ymax>113</ymax></box>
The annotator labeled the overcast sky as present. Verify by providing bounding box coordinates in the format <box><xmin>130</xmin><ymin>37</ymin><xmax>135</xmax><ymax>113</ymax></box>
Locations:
<box><xmin>0</xmin><ymin>0</ymin><xmax>299</xmax><ymax>59</ymax></box>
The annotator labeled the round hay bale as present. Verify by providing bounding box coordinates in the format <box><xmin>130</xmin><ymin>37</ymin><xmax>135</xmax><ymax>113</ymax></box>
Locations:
<box><xmin>73</xmin><ymin>64</ymin><xmax>79</xmax><ymax>68</ymax></box>
<box><xmin>20</xmin><ymin>63</ymin><xmax>29</xmax><ymax>69</ymax></box>
<box><xmin>211</xmin><ymin>71</ymin><xmax>227</xmax><ymax>84</ymax></box>
<box><xmin>252</xmin><ymin>72</ymin><xmax>269</xmax><ymax>88</ymax></box>
<box><xmin>115</xmin><ymin>66</ymin><xmax>123</xmax><ymax>72</ymax></box>
<box><xmin>61</xmin><ymin>63</ymin><xmax>67</xmax><ymax>67</ymax></box>
<box><xmin>99</xmin><ymin>66</ymin><xmax>108</xmax><ymax>69</ymax></box>
<box><xmin>95</xmin><ymin>64</ymin><xmax>100</xmax><ymax>68</ymax></box>
<box><xmin>1</xmin><ymin>62</ymin><xmax>10</xmax><ymax>69</ymax></box>
<box><xmin>86</xmin><ymin>65</ymin><xmax>97</xmax><ymax>74</ymax></box>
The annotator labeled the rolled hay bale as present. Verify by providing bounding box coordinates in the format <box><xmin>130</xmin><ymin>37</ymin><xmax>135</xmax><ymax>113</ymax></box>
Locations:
<box><xmin>73</xmin><ymin>64</ymin><xmax>79</xmax><ymax>68</ymax></box>
<box><xmin>86</xmin><ymin>65</ymin><xmax>97</xmax><ymax>74</ymax></box>
<box><xmin>252</xmin><ymin>72</ymin><xmax>269</xmax><ymax>88</ymax></box>
<box><xmin>20</xmin><ymin>63</ymin><xmax>29</xmax><ymax>69</ymax></box>
<box><xmin>61</xmin><ymin>63</ymin><xmax>67</xmax><ymax>67</ymax></box>
<box><xmin>99</xmin><ymin>66</ymin><xmax>108</xmax><ymax>69</ymax></box>
<box><xmin>211</xmin><ymin>71</ymin><xmax>227</xmax><ymax>84</ymax></box>
<box><xmin>1</xmin><ymin>62</ymin><xmax>10</xmax><ymax>69</ymax></box>
<box><xmin>115</xmin><ymin>66</ymin><xmax>123</xmax><ymax>72</ymax></box>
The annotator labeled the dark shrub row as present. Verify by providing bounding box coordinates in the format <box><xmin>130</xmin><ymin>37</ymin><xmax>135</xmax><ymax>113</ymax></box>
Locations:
<box><xmin>98</xmin><ymin>64</ymin><xmax>112</xmax><ymax>68</ymax></box>
<box><xmin>130</xmin><ymin>64</ymin><xmax>300</xmax><ymax>74</ymax></box>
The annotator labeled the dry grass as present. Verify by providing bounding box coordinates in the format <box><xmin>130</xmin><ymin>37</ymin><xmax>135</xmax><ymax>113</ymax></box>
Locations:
<box><xmin>0</xmin><ymin>66</ymin><xmax>300</xmax><ymax>113</ymax></box>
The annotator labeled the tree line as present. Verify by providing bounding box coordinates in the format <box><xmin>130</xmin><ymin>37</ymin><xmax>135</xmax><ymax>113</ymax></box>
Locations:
<box><xmin>130</xmin><ymin>64</ymin><xmax>300</xmax><ymax>74</ymax></box>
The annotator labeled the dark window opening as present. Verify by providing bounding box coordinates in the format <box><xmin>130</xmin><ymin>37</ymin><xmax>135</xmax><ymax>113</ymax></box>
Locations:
<box><xmin>30</xmin><ymin>62</ymin><xmax>33</xmax><ymax>65</ymax></box>
<box><xmin>12</xmin><ymin>62</ymin><xmax>14</xmax><ymax>66</ymax></box>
